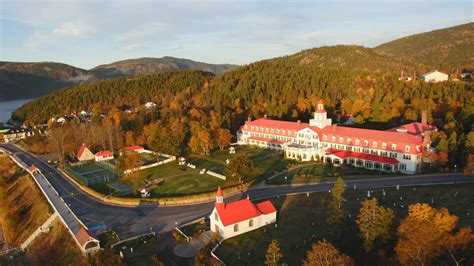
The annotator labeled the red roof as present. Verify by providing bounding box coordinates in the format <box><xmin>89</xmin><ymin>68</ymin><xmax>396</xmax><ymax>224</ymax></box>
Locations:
<box><xmin>241</xmin><ymin>117</ymin><xmax>424</xmax><ymax>154</ymax></box>
<box><xmin>240</xmin><ymin>117</ymin><xmax>308</xmax><ymax>137</ymax></box>
<box><xmin>216</xmin><ymin>186</ymin><xmax>223</xmax><ymax>197</ymax></box>
<box><xmin>216</xmin><ymin>198</ymin><xmax>276</xmax><ymax>226</ymax></box>
<box><xmin>256</xmin><ymin>201</ymin><xmax>277</xmax><ymax>214</ymax></box>
<box><xmin>28</xmin><ymin>164</ymin><xmax>38</xmax><ymax>173</ymax></box>
<box><xmin>387</xmin><ymin>122</ymin><xmax>437</xmax><ymax>136</ymax></box>
<box><xmin>326</xmin><ymin>148</ymin><xmax>399</xmax><ymax>164</ymax></box>
<box><xmin>123</xmin><ymin>145</ymin><xmax>144</xmax><ymax>151</ymax></box>
<box><xmin>77</xmin><ymin>143</ymin><xmax>88</xmax><ymax>158</ymax></box>
<box><xmin>75</xmin><ymin>227</ymin><xmax>93</xmax><ymax>247</ymax></box>
<box><xmin>95</xmin><ymin>150</ymin><xmax>113</xmax><ymax>157</ymax></box>
<box><xmin>248</xmin><ymin>136</ymin><xmax>286</xmax><ymax>145</ymax></box>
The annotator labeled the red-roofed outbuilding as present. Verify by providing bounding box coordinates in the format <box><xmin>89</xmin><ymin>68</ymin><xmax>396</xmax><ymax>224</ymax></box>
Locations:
<box><xmin>94</xmin><ymin>150</ymin><xmax>114</xmax><ymax>162</ymax></box>
<box><xmin>77</xmin><ymin>143</ymin><xmax>95</xmax><ymax>162</ymax></box>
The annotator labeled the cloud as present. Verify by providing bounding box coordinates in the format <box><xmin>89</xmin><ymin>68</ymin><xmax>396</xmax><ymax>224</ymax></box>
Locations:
<box><xmin>118</xmin><ymin>22</ymin><xmax>172</xmax><ymax>43</ymax></box>
<box><xmin>123</xmin><ymin>43</ymin><xmax>145</xmax><ymax>52</ymax></box>
<box><xmin>52</xmin><ymin>21</ymin><xmax>96</xmax><ymax>38</ymax></box>
<box><xmin>24</xmin><ymin>21</ymin><xmax>96</xmax><ymax>50</ymax></box>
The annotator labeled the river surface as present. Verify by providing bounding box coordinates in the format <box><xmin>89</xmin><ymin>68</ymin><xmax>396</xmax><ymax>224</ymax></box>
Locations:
<box><xmin>0</xmin><ymin>98</ymin><xmax>34</xmax><ymax>123</ymax></box>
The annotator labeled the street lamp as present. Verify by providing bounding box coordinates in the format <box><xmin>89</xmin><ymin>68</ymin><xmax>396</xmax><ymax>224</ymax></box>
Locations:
<box><xmin>454</xmin><ymin>164</ymin><xmax>457</xmax><ymax>184</ymax></box>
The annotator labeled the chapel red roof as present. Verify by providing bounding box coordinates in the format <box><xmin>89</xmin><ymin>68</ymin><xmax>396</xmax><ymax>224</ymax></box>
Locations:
<box><xmin>77</xmin><ymin>143</ymin><xmax>88</xmax><ymax>158</ymax></box>
<box><xmin>326</xmin><ymin>148</ymin><xmax>399</xmax><ymax>164</ymax></box>
<box><xmin>216</xmin><ymin>199</ymin><xmax>277</xmax><ymax>226</ymax></box>
<box><xmin>95</xmin><ymin>150</ymin><xmax>113</xmax><ymax>157</ymax></box>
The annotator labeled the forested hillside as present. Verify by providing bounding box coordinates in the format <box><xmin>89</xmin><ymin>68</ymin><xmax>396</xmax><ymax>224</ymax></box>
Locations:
<box><xmin>0</xmin><ymin>62</ymin><xmax>89</xmax><ymax>101</ymax></box>
<box><xmin>90</xmin><ymin>56</ymin><xmax>237</xmax><ymax>78</ymax></box>
<box><xmin>375</xmin><ymin>23</ymin><xmax>474</xmax><ymax>71</ymax></box>
<box><xmin>14</xmin><ymin>44</ymin><xmax>473</xmax><ymax>172</ymax></box>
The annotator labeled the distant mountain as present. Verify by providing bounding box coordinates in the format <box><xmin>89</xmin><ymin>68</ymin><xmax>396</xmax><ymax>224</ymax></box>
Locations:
<box><xmin>0</xmin><ymin>62</ymin><xmax>90</xmax><ymax>101</ymax></box>
<box><xmin>90</xmin><ymin>56</ymin><xmax>238</xmax><ymax>79</ymax></box>
<box><xmin>375</xmin><ymin>23</ymin><xmax>474</xmax><ymax>71</ymax></box>
<box><xmin>0</xmin><ymin>58</ymin><xmax>237</xmax><ymax>101</ymax></box>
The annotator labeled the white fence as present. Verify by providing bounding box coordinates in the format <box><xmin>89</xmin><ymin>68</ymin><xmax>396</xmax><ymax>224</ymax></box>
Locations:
<box><xmin>123</xmin><ymin>155</ymin><xmax>176</xmax><ymax>174</ymax></box>
<box><xmin>206</xmin><ymin>170</ymin><xmax>226</xmax><ymax>180</ymax></box>
<box><xmin>20</xmin><ymin>212</ymin><xmax>59</xmax><ymax>250</ymax></box>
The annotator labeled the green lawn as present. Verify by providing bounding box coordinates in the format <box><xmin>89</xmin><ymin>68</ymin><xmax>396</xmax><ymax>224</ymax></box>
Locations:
<box><xmin>215</xmin><ymin>183</ymin><xmax>474</xmax><ymax>265</ymax></box>
<box><xmin>268</xmin><ymin>163</ymin><xmax>398</xmax><ymax>185</ymax></box>
<box><xmin>118</xmin><ymin>146</ymin><xmax>288</xmax><ymax>197</ymax></box>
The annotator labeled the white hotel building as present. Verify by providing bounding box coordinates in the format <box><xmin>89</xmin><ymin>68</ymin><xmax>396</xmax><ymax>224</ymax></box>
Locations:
<box><xmin>237</xmin><ymin>101</ymin><xmax>436</xmax><ymax>174</ymax></box>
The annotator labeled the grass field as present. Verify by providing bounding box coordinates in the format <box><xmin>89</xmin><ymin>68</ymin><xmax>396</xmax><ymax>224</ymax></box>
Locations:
<box><xmin>119</xmin><ymin>146</ymin><xmax>288</xmax><ymax>197</ymax></box>
<box><xmin>268</xmin><ymin>163</ymin><xmax>396</xmax><ymax>185</ymax></box>
<box><xmin>215</xmin><ymin>183</ymin><xmax>474</xmax><ymax>265</ymax></box>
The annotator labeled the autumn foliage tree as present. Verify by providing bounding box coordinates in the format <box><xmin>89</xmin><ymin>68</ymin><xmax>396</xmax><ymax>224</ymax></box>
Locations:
<box><xmin>264</xmin><ymin>239</ymin><xmax>283</xmax><ymax>266</ymax></box>
<box><xmin>356</xmin><ymin>197</ymin><xmax>394</xmax><ymax>252</ymax></box>
<box><xmin>303</xmin><ymin>239</ymin><xmax>353</xmax><ymax>266</ymax></box>
<box><xmin>215</xmin><ymin>128</ymin><xmax>233</xmax><ymax>150</ymax></box>
<box><xmin>225</xmin><ymin>155</ymin><xmax>253</xmax><ymax>182</ymax></box>
<box><xmin>395</xmin><ymin>203</ymin><xmax>473</xmax><ymax>265</ymax></box>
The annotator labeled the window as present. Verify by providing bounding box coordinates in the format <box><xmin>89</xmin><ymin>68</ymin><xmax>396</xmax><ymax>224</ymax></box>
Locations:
<box><xmin>332</xmin><ymin>136</ymin><xmax>336</xmax><ymax>142</ymax></box>
<box><xmin>234</xmin><ymin>224</ymin><xmax>239</xmax><ymax>232</ymax></box>
<box><xmin>323</xmin><ymin>135</ymin><xmax>327</xmax><ymax>141</ymax></box>
<box><xmin>363</xmin><ymin>148</ymin><xmax>369</xmax><ymax>154</ymax></box>
<box><xmin>403</xmin><ymin>154</ymin><xmax>411</xmax><ymax>160</ymax></box>
<box><xmin>249</xmin><ymin>219</ymin><xmax>254</xmax><ymax>227</ymax></box>
<box><xmin>390</xmin><ymin>152</ymin><xmax>397</xmax><ymax>158</ymax></box>
<box><xmin>347</xmin><ymin>138</ymin><xmax>352</xmax><ymax>145</ymax></box>
<box><xmin>271</xmin><ymin>129</ymin><xmax>274</xmax><ymax>133</ymax></box>
<box><xmin>356</xmin><ymin>139</ymin><xmax>360</xmax><ymax>145</ymax></box>
<box><xmin>391</xmin><ymin>144</ymin><xmax>396</xmax><ymax>151</ymax></box>
<box><xmin>400</xmin><ymin>164</ymin><xmax>407</xmax><ymax>171</ymax></box>
<box><xmin>405</xmin><ymin>145</ymin><xmax>410</xmax><ymax>152</ymax></box>
<box><xmin>373</xmin><ymin>141</ymin><xmax>377</xmax><ymax>148</ymax></box>
<box><xmin>382</xmin><ymin>142</ymin><xmax>387</xmax><ymax>149</ymax></box>
<box><xmin>214</xmin><ymin>212</ymin><xmax>219</xmax><ymax>221</ymax></box>
<box><xmin>364</xmin><ymin>140</ymin><xmax>368</xmax><ymax>147</ymax></box>
<box><xmin>381</xmin><ymin>151</ymin><xmax>387</xmax><ymax>157</ymax></box>
<box><xmin>339</xmin><ymin>137</ymin><xmax>343</xmax><ymax>143</ymax></box>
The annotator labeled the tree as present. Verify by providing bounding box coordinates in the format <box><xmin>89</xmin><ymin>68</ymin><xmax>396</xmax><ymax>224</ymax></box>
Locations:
<box><xmin>189</xmin><ymin>129</ymin><xmax>212</xmax><ymax>155</ymax></box>
<box><xmin>395</xmin><ymin>203</ymin><xmax>473</xmax><ymax>265</ymax></box>
<box><xmin>225</xmin><ymin>155</ymin><xmax>253</xmax><ymax>182</ymax></box>
<box><xmin>90</xmin><ymin>249</ymin><xmax>124</xmax><ymax>266</ymax></box>
<box><xmin>445</xmin><ymin>227</ymin><xmax>474</xmax><ymax>266</ymax></box>
<box><xmin>356</xmin><ymin>197</ymin><xmax>394</xmax><ymax>252</ymax></box>
<box><xmin>303</xmin><ymin>239</ymin><xmax>353</xmax><ymax>266</ymax></box>
<box><xmin>48</xmin><ymin>125</ymin><xmax>70</xmax><ymax>163</ymax></box>
<box><xmin>117</xmin><ymin>152</ymin><xmax>143</xmax><ymax>174</ymax></box>
<box><xmin>327</xmin><ymin>177</ymin><xmax>346</xmax><ymax>239</ymax></box>
<box><xmin>265</xmin><ymin>240</ymin><xmax>283</xmax><ymax>266</ymax></box>
<box><xmin>216</xmin><ymin>128</ymin><xmax>233</xmax><ymax>150</ymax></box>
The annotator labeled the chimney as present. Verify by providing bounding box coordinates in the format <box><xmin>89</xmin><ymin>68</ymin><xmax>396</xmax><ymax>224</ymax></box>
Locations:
<box><xmin>247</xmin><ymin>116</ymin><xmax>252</xmax><ymax>122</ymax></box>
<box><xmin>264</xmin><ymin>114</ymin><xmax>267</xmax><ymax>119</ymax></box>
<box><xmin>332</xmin><ymin>124</ymin><xmax>337</xmax><ymax>132</ymax></box>
<box><xmin>421</xmin><ymin>110</ymin><xmax>427</xmax><ymax>124</ymax></box>
<box><xmin>297</xmin><ymin>120</ymin><xmax>301</xmax><ymax>126</ymax></box>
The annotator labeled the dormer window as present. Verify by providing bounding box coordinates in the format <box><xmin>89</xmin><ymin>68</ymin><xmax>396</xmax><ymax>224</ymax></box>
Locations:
<box><xmin>382</xmin><ymin>142</ymin><xmax>387</xmax><ymax>149</ymax></box>
<box><xmin>392</xmin><ymin>144</ymin><xmax>396</xmax><ymax>151</ymax></box>
<box><xmin>339</xmin><ymin>137</ymin><xmax>343</xmax><ymax>143</ymax></box>
<box><xmin>332</xmin><ymin>136</ymin><xmax>336</xmax><ymax>142</ymax></box>
<box><xmin>373</xmin><ymin>141</ymin><xmax>377</xmax><ymax>148</ymax></box>
<box><xmin>405</xmin><ymin>145</ymin><xmax>410</xmax><ymax>152</ymax></box>
<box><xmin>347</xmin><ymin>138</ymin><xmax>352</xmax><ymax>145</ymax></box>
<box><xmin>364</xmin><ymin>140</ymin><xmax>368</xmax><ymax>147</ymax></box>
<box><xmin>271</xmin><ymin>129</ymin><xmax>274</xmax><ymax>133</ymax></box>
<box><xmin>356</xmin><ymin>139</ymin><xmax>360</xmax><ymax>145</ymax></box>
<box><xmin>282</xmin><ymin>130</ymin><xmax>286</xmax><ymax>135</ymax></box>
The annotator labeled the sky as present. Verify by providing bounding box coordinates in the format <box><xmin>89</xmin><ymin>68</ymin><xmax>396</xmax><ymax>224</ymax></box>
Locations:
<box><xmin>1</xmin><ymin>0</ymin><xmax>472</xmax><ymax>69</ymax></box>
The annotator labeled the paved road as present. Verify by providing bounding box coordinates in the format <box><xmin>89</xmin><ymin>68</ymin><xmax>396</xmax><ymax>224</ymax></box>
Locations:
<box><xmin>1</xmin><ymin>143</ymin><xmax>473</xmax><ymax>239</ymax></box>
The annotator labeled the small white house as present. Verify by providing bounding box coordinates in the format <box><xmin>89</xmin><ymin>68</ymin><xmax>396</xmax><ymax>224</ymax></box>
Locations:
<box><xmin>145</xmin><ymin>102</ymin><xmax>157</xmax><ymax>109</ymax></box>
<box><xmin>120</xmin><ymin>145</ymin><xmax>145</xmax><ymax>155</ymax></box>
<box><xmin>77</xmin><ymin>144</ymin><xmax>95</xmax><ymax>161</ymax></box>
<box><xmin>421</xmin><ymin>70</ymin><xmax>448</xmax><ymax>83</ymax></box>
<box><xmin>94</xmin><ymin>150</ymin><xmax>114</xmax><ymax>162</ymax></box>
<box><xmin>139</xmin><ymin>187</ymin><xmax>151</xmax><ymax>198</ymax></box>
<box><xmin>210</xmin><ymin>187</ymin><xmax>277</xmax><ymax>239</ymax></box>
